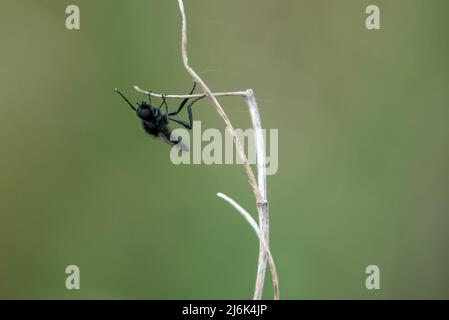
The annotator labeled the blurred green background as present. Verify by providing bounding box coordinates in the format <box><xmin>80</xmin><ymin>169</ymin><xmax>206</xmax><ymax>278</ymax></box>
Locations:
<box><xmin>0</xmin><ymin>0</ymin><xmax>448</xmax><ymax>299</ymax></box>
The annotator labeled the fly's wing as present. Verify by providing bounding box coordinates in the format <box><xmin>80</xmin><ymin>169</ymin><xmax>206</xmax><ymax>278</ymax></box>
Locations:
<box><xmin>158</xmin><ymin>127</ymin><xmax>189</xmax><ymax>152</ymax></box>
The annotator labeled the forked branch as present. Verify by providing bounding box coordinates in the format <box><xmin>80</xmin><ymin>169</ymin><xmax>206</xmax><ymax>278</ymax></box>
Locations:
<box><xmin>135</xmin><ymin>0</ymin><xmax>279</xmax><ymax>300</ymax></box>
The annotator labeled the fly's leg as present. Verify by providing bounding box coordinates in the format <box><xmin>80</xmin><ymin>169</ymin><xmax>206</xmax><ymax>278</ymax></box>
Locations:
<box><xmin>169</xmin><ymin>118</ymin><xmax>192</xmax><ymax>130</ymax></box>
<box><xmin>158</xmin><ymin>94</ymin><xmax>168</xmax><ymax>113</ymax></box>
<box><xmin>147</xmin><ymin>91</ymin><xmax>152</xmax><ymax>105</ymax></box>
<box><xmin>168</xmin><ymin>82</ymin><xmax>203</xmax><ymax>116</ymax></box>
<box><xmin>168</xmin><ymin>94</ymin><xmax>206</xmax><ymax>129</ymax></box>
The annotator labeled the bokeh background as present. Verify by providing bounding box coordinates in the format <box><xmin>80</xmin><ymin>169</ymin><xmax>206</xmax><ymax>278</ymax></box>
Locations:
<box><xmin>0</xmin><ymin>0</ymin><xmax>448</xmax><ymax>299</ymax></box>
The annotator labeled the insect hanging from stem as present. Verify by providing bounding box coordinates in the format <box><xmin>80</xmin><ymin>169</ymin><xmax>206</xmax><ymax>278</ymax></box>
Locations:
<box><xmin>115</xmin><ymin>82</ymin><xmax>205</xmax><ymax>151</ymax></box>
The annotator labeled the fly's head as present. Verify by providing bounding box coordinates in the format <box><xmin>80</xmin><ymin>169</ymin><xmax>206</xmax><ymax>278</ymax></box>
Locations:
<box><xmin>137</xmin><ymin>102</ymin><xmax>160</xmax><ymax>121</ymax></box>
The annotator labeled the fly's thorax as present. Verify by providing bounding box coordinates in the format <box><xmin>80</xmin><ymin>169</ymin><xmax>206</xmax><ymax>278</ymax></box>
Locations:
<box><xmin>136</xmin><ymin>102</ymin><xmax>162</xmax><ymax>121</ymax></box>
<box><xmin>136</xmin><ymin>103</ymin><xmax>152</xmax><ymax>120</ymax></box>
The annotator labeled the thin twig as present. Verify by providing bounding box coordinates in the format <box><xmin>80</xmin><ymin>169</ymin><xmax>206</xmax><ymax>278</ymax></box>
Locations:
<box><xmin>217</xmin><ymin>193</ymin><xmax>279</xmax><ymax>300</ymax></box>
<box><xmin>134</xmin><ymin>85</ymin><xmax>247</xmax><ymax>99</ymax></box>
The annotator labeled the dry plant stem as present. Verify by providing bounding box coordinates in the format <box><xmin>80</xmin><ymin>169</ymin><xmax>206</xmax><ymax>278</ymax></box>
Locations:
<box><xmin>245</xmin><ymin>90</ymin><xmax>270</xmax><ymax>300</ymax></box>
<box><xmin>136</xmin><ymin>0</ymin><xmax>278</xmax><ymax>300</ymax></box>
<box><xmin>134</xmin><ymin>86</ymin><xmax>247</xmax><ymax>99</ymax></box>
<box><xmin>177</xmin><ymin>0</ymin><xmax>275</xmax><ymax>300</ymax></box>
<box><xmin>217</xmin><ymin>193</ymin><xmax>279</xmax><ymax>300</ymax></box>
<box><xmin>175</xmin><ymin>0</ymin><xmax>261</xmax><ymax>203</ymax></box>
<box><xmin>177</xmin><ymin>0</ymin><xmax>272</xmax><ymax>297</ymax></box>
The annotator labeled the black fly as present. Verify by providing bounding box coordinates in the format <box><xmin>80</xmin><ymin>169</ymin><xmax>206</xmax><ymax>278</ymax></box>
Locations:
<box><xmin>115</xmin><ymin>83</ymin><xmax>204</xmax><ymax>151</ymax></box>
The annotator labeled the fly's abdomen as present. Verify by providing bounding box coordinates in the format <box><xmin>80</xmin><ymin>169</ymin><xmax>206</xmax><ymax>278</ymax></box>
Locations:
<box><xmin>142</xmin><ymin>121</ymin><xmax>159</xmax><ymax>137</ymax></box>
<box><xmin>160</xmin><ymin>127</ymin><xmax>189</xmax><ymax>152</ymax></box>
